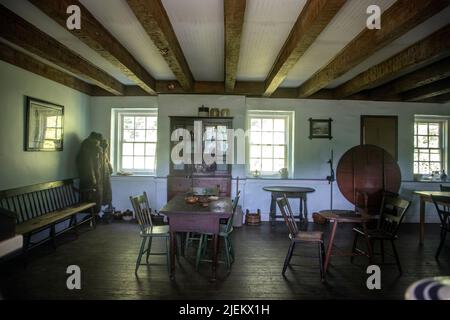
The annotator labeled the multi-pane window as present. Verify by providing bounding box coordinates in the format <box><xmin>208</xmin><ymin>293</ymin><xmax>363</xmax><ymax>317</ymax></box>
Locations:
<box><xmin>114</xmin><ymin>110</ymin><xmax>158</xmax><ymax>175</ymax></box>
<box><xmin>414</xmin><ymin>120</ymin><xmax>445</xmax><ymax>175</ymax></box>
<box><xmin>248</xmin><ymin>112</ymin><xmax>292</xmax><ymax>176</ymax></box>
<box><xmin>44</xmin><ymin>115</ymin><xmax>63</xmax><ymax>149</ymax></box>
<box><xmin>204</xmin><ymin>125</ymin><xmax>228</xmax><ymax>165</ymax></box>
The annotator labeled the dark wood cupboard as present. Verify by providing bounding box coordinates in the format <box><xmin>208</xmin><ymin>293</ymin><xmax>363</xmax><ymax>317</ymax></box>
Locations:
<box><xmin>167</xmin><ymin>116</ymin><xmax>233</xmax><ymax>200</ymax></box>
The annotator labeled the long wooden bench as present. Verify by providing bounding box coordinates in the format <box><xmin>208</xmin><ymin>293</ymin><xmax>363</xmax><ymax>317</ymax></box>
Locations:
<box><xmin>0</xmin><ymin>179</ymin><xmax>97</xmax><ymax>252</ymax></box>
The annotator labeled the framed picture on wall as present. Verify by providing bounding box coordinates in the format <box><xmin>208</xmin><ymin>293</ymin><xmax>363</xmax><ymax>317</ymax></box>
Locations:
<box><xmin>25</xmin><ymin>97</ymin><xmax>64</xmax><ymax>151</ymax></box>
<box><xmin>309</xmin><ymin>118</ymin><xmax>333</xmax><ymax>139</ymax></box>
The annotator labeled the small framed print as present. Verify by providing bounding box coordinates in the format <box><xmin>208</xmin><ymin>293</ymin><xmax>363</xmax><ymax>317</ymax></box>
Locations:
<box><xmin>25</xmin><ymin>97</ymin><xmax>64</xmax><ymax>151</ymax></box>
<box><xmin>309</xmin><ymin>118</ymin><xmax>333</xmax><ymax>140</ymax></box>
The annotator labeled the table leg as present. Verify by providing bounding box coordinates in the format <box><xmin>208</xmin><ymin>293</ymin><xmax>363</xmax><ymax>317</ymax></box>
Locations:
<box><xmin>419</xmin><ymin>196</ymin><xmax>425</xmax><ymax>246</ymax></box>
<box><xmin>170</xmin><ymin>231</ymin><xmax>176</xmax><ymax>280</ymax></box>
<box><xmin>324</xmin><ymin>220</ymin><xmax>338</xmax><ymax>274</ymax></box>
<box><xmin>270</xmin><ymin>194</ymin><xmax>276</xmax><ymax>226</ymax></box>
<box><xmin>298</xmin><ymin>196</ymin><xmax>304</xmax><ymax>228</ymax></box>
<box><xmin>211</xmin><ymin>234</ymin><xmax>219</xmax><ymax>282</ymax></box>
<box><xmin>304</xmin><ymin>194</ymin><xmax>308</xmax><ymax>223</ymax></box>
<box><xmin>362</xmin><ymin>222</ymin><xmax>373</xmax><ymax>263</ymax></box>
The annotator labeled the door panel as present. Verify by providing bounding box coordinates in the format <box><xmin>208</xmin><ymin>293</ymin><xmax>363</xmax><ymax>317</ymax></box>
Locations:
<box><xmin>361</xmin><ymin>116</ymin><xmax>398</xmax><ymax>160</ymax></box>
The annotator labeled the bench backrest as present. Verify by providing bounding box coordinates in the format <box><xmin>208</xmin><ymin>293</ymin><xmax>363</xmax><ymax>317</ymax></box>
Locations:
<box><xmin>0</xmin><ymin>179</ymin><xmax>79</xmax><ymax>224</ymax></box>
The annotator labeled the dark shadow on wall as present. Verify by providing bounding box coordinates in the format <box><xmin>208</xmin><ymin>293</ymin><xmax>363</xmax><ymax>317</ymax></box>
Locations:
<box><xmin>58</xmin><ymin>132</ymin><xmax>82</xmax><ymax>179</ymax></box>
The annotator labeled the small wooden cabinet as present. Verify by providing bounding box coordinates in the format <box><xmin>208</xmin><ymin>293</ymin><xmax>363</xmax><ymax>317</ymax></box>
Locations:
<box><xmin>167</xmin><ymin>116</ymin><xmax>233</xmax><ymax>200</ymax></box>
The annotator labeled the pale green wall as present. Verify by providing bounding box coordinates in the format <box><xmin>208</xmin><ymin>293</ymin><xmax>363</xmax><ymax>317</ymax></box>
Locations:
<box><xmin>0</xmin><ymin>61</ymin><xmax>91</xmax><ymax>190</ymax></box>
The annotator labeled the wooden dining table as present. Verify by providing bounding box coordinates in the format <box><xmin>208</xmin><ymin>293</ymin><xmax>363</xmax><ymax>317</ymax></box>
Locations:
<box><xmin>159</xmin><ymin>194</ymin><xmax>233</xmax><ymax>282</ymax></box>
<box><xmin>414</xmin><ymin>191</ymin><xmax>450</xmax><ymax>245</ymax></box>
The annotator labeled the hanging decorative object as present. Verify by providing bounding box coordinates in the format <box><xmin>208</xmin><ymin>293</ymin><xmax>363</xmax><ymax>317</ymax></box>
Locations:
<box><xmin>309</xmin><ymin>118</ymin><xmax>333</xmax><ymax>139</ymax></box>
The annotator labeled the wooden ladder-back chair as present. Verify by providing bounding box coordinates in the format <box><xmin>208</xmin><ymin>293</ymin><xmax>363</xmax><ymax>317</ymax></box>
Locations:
<box><xmin>129</xmin><ymin>192</ymin><xmax>170</xmax><ymax>275</ymax></box>
<box><xmin>431</xmin><ymin>195</ymin><xmax>450</xmax><ymax>260</ymax></box>
<box><xmin>184</xmin><ymin>186</ymin><xmax>220</xmax><ymax>255</ymax></box>
<box><xmin>196</xmin><ymin>191</ymin><xmax>241</xmax><ymax>270</ymax></box>
<box><xmin>351</xmin><ymin>194</ymin><xmax>410</xmax><ymax>273</ymax></box>
<box><xmin>277</xmin><ymin>194</ymin><xmax>325</xmax><ymax>281</ymax></box>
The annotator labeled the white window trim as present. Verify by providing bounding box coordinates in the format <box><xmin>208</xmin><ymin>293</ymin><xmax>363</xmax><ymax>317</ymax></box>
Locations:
<box><xmin>413</xmin><ymin>116</ymin><xmax>448</xmax><ymax>176</ymax></box>
<box><xmin>246</xmin><ymin>110</ymin><xmax>294</xmax><ymax>178</ymax></box>
<box><xmin>111</xmin><ymin>108</ymin><xmax>158</xmax><ymax>176</ymax></box>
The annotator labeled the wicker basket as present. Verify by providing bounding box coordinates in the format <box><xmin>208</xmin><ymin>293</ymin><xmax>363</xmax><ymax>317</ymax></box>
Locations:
<box><xmin>245</xmin><ymin>209</ymin><xmax>261</xmax><ymax>226</ymax></box>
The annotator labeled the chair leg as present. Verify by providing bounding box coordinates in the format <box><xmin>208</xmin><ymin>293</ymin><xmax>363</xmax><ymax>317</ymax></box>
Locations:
<box><xmin>223</xmin><ymin>237</ymin><xmax>231</xmax><ymax>270</ymax></box>
<box><xmin>435</xmin><ymin>228</ymin><xmax>447</xmax><ymax>260</ymax></box>
<box><xmin>202</xmin><ymin>235</ymin><xmax>209</xmax><ymax>255</ymax></box>
<box><xmin>391</xmin><ymin>240</ymin><xmax>402</xmax><ymax>274</ymax></box>
<box><xmin>380</xmin><ymin>240</ymin><xmax>385</xmax><ymax>263</ymax></box>
<box><xmin>165</xmin><ymin>236</ymin><xmax>171</xmax><ymax>273</ymax></box>
<box><xmin>135</xmin><ymin>237</ymin><xmax>147</xmax><ymax>275</ymax></box>
<box><xmin>229</xmin><ymin>238</ymin><xmax>235</xmax><ymax>263</ymax></box>
<box><xmin>319</xmin><ymin>241</ymin><xmax>325</xmax><ymax>281</ymax></box>
<box><xmin>196</xmin><ymin>234</ymin><xmax>205</xmax><ymax>270</ymax></box>
<box><xmin>282</xmin><ymin>241</ymin><xmax>295</xmax><ymax>276</ymax></box>
<box><xmin>146</xmin><ymin>237</ymin><xmax>153</xmax><ymax>263</ymax></box>
<box><xmin>351</xmin><ymin>232</ymin><xmax>359</xmax><ymax>263</ymax></box>
<box><xmin>175</xmin><ymin>234</ymin><xmax>182</xmax><ymax>263</ymax></box>
<box><xmin>184</xmin><ymin>232</ymin><xmax>191</xmax><ymax>256</ymax></box>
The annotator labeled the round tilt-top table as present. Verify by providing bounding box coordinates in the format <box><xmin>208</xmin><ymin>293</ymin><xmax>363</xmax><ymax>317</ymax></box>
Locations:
<box><xmin>262</xmin><ymin>186</ymin><xmax>315</xmax><ymax>228</ymax></box>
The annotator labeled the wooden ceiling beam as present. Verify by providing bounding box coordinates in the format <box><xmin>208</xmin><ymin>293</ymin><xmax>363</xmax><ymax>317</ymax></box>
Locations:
<box><xmin>89</xmin><ymin>81</ymin><xmax>442</xmax><ymax>103</ymax></box>
<box><xmin>126</xmin><ymin>0</ymin><xmax>194</xmax><ymax>91</ymax></box>
<box><xmin>0</xmin><ymin>5</ymin><xmax>124</xmax><ymax>95</ymax></box>
<box><xmin>334</xmin><ymin>24</ymin><xmax>450</xmax><ymax>98</ymax></box>
<box><xmin>370</xmin><ymin>57</ymin><xmax>450</xmax><ymax>98</ymax></box>
<box><xmin>402</xmin><ymin>77</ymin><xmax>450</xmax><ymax>101</ymax></box>
<box><xmin>30</xmin><ymin>0</ymin><xmax>156</xmax><ymax>95</ymax></box>
<box><xmin>297</xmin><ymin>0</ymin><xmax>450</xmax><ymax>98</ymax></box>
<box><xmin>264</xmin><ymin>0</ymin><xmax>346</xmax><ymax>96</ymax></box>
<box><xmin>0</xmin><ymin>41</ymin><xmax>93</xmax><ymax>95</ymax></box>
<box><xmin>224</xmin><ymin>0</ymin><xmax>246</xmax><ymax>92</ymax></box>
<box><xmin>421</xmin><ymin>92</ymin><xmax>450</xmax><ymax>103</ymax></box>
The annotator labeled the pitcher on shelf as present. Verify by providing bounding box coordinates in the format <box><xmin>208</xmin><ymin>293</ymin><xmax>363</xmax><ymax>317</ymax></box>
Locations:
<box><xmin>279</xmin><ymin>168</ymin><xmax>288</xmax><ymax>179</ymax></box>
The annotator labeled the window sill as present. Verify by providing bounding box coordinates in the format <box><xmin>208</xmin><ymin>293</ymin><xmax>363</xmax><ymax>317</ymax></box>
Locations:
<box><xmin>112</xmin><ymin>174</ymin><xmax>156</xmax><ymax>178</ymax></box>
<box><xmin>246</xmin><ymin>176</ymin><xmax>291</xmax><ymax>180</ymax></box>
<box><xmin>412</xmin><ymin>179</ymin><xmax>448</xmax><ymax>183</ymax></box>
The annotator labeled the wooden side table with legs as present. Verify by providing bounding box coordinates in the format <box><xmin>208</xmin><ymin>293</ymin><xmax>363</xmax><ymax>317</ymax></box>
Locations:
<box><xmin>318</xmin><ymin>210</ymin><xmax>374</xmax><ymax>274</ymax></box>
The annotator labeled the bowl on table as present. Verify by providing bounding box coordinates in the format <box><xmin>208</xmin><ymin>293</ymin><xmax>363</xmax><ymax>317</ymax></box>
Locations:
<box><xmin>185</xmin><ymin>196</ymin><xmax>199</xmax><ymax>204</ymax></box>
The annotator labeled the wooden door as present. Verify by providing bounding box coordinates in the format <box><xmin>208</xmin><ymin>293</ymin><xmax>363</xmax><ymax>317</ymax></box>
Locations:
<box><xmin>361</xmin><ymin>116</ymin><xmax>398</xmax><ymax>160</ymax></box>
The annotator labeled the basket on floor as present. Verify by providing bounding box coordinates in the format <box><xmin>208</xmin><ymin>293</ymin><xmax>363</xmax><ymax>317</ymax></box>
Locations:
<box><xmin>245</xmin><ymin>209</ymin><xmax>261</xmax><ymax>226</ymax></box>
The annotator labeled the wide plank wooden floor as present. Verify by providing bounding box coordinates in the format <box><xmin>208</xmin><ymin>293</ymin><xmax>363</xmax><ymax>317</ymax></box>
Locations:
<box><xmin>0</xmin><ymin>220</ymin><xmax>448</xmax><ymax>300</ymax></box>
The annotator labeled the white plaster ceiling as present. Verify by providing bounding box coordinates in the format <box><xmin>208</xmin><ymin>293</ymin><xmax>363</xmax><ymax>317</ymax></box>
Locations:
<box><xmin>237</xmin><ymin>0</ymin><xmax>307</xmax><ymax>82</ymax></box>
<box><xmin>0</xmin><ymin>37</ymin><xmax>96</xmax><ymax>84</ymax></box>
<box><xmin>162</xmin><ymin>0</ymin><xmax>225</xmax><ymax>82</ymax></box>
<box><xmin>281</xmin><ymin>0</ymin><xmax>398</xmax><ymax>88</ymax></box>
<box><xmin>1</xmin><ymin>0</ymin><xmax>448</xmax><ymax>92</ymax></box>
<box><xmin>327</xmin><ymin>5</ymin><xmax>450</xmax><ymax>88</ymax></box>
<box><xmin>80</xmin><ymin>0</ymin><xmax>174</xmax><ymax>80</ymax></box>
<box><xmin>0</xmin><ymin>0</ymin><xmax>135</xmax><ymax>84</ymax></box>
